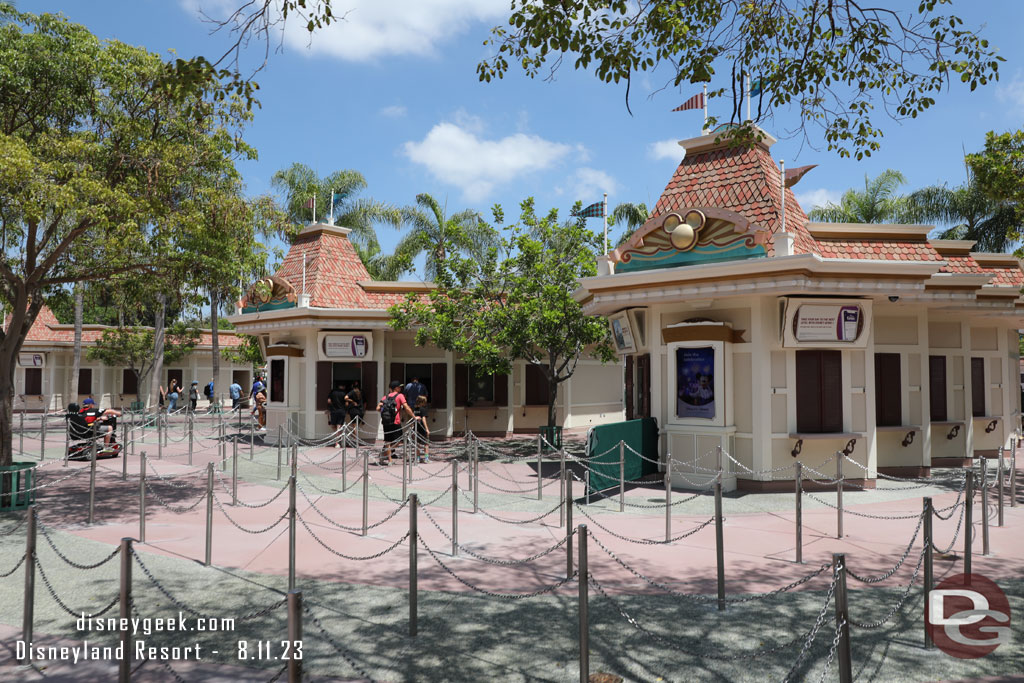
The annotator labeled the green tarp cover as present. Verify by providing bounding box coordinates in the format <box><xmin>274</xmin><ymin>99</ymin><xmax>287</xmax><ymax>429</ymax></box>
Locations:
<box><xmin>586</xmin><ymin>418</ymin><xmax>659</xmax><ymax>493</ymax></box>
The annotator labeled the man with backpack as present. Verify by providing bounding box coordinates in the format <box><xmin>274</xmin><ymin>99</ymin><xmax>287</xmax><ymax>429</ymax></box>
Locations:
<box><xmin>376</xmin><ymin>380</ymin><xmax>414</xmax><ymax>466</ymax></box>
<box><xmin>203</xmin><ymin>379</ymin><xmax>214</xmax><ymax>409</ymax></box>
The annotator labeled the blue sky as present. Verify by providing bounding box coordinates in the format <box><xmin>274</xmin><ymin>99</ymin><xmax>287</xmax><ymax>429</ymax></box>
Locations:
<box><xmin>23</xmin><ymin>0</ymin><xmax>1024</xmax><ymax>274</ymax></box>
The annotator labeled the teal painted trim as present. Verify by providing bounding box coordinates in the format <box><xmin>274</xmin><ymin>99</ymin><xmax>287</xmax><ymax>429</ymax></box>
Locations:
<box><xmin>241</xmin><ymin>300</ymin><xmax>296</xmax><ymax>314</ymax></box>
<box><xmin>617</xmin><ymin>243</ymin><xmax>766</xmax><ymax>273</ymax></box>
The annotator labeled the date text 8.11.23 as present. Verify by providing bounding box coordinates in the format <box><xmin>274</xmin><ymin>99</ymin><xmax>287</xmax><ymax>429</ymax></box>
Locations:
<box><xmin>237</xmin><ymin>641</ymin><xmax>303</xmax><ymax>660</ymax></box>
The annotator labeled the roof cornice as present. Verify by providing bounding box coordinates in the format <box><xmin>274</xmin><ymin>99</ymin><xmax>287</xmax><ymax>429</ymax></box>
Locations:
<box><xmin>806</xmin><ymin>223</ymin><xmax>934</xmax><ymax>240</ymax></box>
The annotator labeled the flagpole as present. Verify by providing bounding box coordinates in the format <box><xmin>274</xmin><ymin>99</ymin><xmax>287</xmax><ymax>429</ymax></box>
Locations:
<box><xmin>329</xmin><ymin>190</ymin><xmax>335</xmax><ymax>225</ymax></box>
<box><xmin>702</xmin><ymin>84</ymin><xmax>708</xmax><ymax>132</ymax></box>
<box><xmin>603</xmin><ymin>192</ymin><xmax>608</xmax><ymax>256</ymax></box>
<box><xmin>745</xmin><ymin>74</ymin><xmax>751</xmax><ymax>122</ymax></box>
<box><xmin>313</xmin><ymin>193</ymin><xmax>317</xmax><ymax>223</ymax></box>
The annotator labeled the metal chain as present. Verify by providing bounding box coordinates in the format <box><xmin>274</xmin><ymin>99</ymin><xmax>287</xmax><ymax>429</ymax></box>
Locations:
<box><xmin>144</xmin><ymin>480</ymin><xmax>207</xmax><ymax>514</ymax></box>
<box><xmin>802</xmin><ymin>491</ymin><xmax>925</xmax><ymax>519</ymax></box>
<box><xmin>213</xmin><ymin>496</ymin><xmax>287</xmax><ymax>534</ymax></box>
<box><xmin>815</xmin><ymin>619</ymin><xmax>845</xmax><ymax>683</ymax></box>
<box><xmin>266</xmin><ymin>663</ymin><xmax>288</xmax><ymax>683</ymax></box>
<box><xmin>846</xmin><ymin>512</ymin><xmax>924</xmax><ymax>583</ymax></box>
<box><xmin>933</xmin><ymin>476</ymin><xmax>968</xmax><ymax>519</ymax></box>
<box><xmin>0</xmin><ymin>552</ymin><xmax>26</xmax><ymax>578</ymax></box>
<box><xmin>302</xmin><ymin>604</ymin><xmax>372</xmax><ymax>680</ymax></box>
<box><xmin>419</xmin><ymin>536</ymin><xmax>576</xmax><ymax>599</ymax></box>
<box><xmin>146</xmin><ymin>461</ymin><xmax>206</xmax><ymax>488</ymax></box>
<box><xmin>0</xmin><ymin>516</ymin><xmax>28</xmax><ymax>536</ymax></box>
<box><xmin>421</xmin><ymin>504</ymin><xmax>572</xmax><ymax>566</ymax></box>
<box><xmin>574</xmin><ymin>502</ymin><xmax>715</xmax><ymax>544</ymax></box>
<box><xmin>298</xmin><ymin>484</ymin><xmax>409</xmax><ymax>531</ymax></box>
<box><xmin>619</xmin><ymin>490</ymin><xmax>705</xmax><ymax>509</ymax></box>
<box><xmin>589</xmin><ymin>531</ymin><xmax>832</xmax><ymax>603</ymax></box>
<box><xmin>932</xmin><ymin>500</ymin><xmax>966</xmax><ymax>554</ymax></box>
<box><xmin>36</xmin><ymin>560</ymin><xmax>119</xmax><ymax>618</ymax></box>
<box><xmin>298</xmin><ymin>513</ymin><xmax>410</xmax><ymax>561</ymax></box>
<box><xmin>38</xmin><ymin>522</ymin><xmax>122</xmax><ymax>569</ymax></box>
<box><xmin>848</xmin><ymin>548</ymin><xmax>925</xmax><ymax>629</ymax></box>
<box><xmin>298</xmin><ymin>471</ymin><xmax>353</xmax><ymax>495</ymax></box>
<box><xmin>213</xmin><ymin>470</ymin><xmax>290</xmax><ymax>508</ymax></box>
<box><xmin>780</xmin><ymin>577</ymin><xmax>839</xmax><ymax>682</ymax></box>
<box><xmin>157</xmin><ymin>659</ymin><xmax>188</xmax><ymax>683</ymax></box>
<box><xmin>460</xmin><ymin>489</ymin><xmax>563</xmax><ymax>525</ymax></box>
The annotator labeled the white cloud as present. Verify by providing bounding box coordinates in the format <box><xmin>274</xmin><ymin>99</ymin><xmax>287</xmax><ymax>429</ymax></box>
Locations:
<box><xmin>648</xmin><ymin>138</ymin><xmax>683</xmax><ymax>161</ymax></box>
<box><xmin>795</xmin><ymin>188</ymin><xmax>842</xmax><ymax>212</ymax></box>
<box><xmin>567</xmin><ymin>168</ymin><xmax>619</xmax><ymax>201</ymax></box>
<box><xmin>379</xmin><ymin>105</ymin><xmax>407</xmax><ymax>118</ymax></box>
<box><xmin>995</xmin><ymin>71</ymin><xmax>1024</xmax><ymax>108</ymax></box>
<box><xmin>404</xmin><ymin>121</ymin><xmax>574</xmax><ymax>201</ymax></box>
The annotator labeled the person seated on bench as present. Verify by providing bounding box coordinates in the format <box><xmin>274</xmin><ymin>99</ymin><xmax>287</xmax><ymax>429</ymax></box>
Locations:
<box><xmin>78</xmin><ymin>398</ymin><xmax>121</xmax><ymax>447</ymax></box>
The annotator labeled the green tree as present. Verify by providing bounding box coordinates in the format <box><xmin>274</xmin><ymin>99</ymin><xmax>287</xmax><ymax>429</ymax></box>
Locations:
<box><xmin>86</xmin><ymin>324</ymin><xmax>200</xmax><ymax>402</ymax></box>
<box><xmin>808</xmin><ymin>170</ymin><xmax>914</xmax><ymax>223</ymax></box>
<box><xmin>390</xmin><ymin>199</ymin><xmax>615</xmax><ymax>431</ymax></box>
<box><xmin>221</xmin><ymin>334</ymin><xmax>264</xmax><ymax>369</ymax></box>
<box><xmin>909</xmin><ymin>174</ymin><xmax>1022</xmax><ymax>252</ymax></box>
<box><xmin>398</xmin><ymin>193</ymin><xmax>497</xmax><ymax>281</ymax></box>
<box><xmin>0</xmin><ymin>6</ymin><xmax>250</xmax><ymax>466</ymax></box>
<box><xmin>610</xmin><ymin>202</ymin><xmax>650</xmax><ymax>247</ymax></box>
<box><xmin>967</xmin><ymin>130</ymin><xmax>1024</xmax><ymax>223</ymax></box>
<box><xmin>476</xmin><ymin>1</ymin><xmax>1000</xmax><ymax>160</ymax></box>
<box><xmin>353</xmin><ymin>241</ymin><xmax>414</xmax><ymax>281</ymax></box>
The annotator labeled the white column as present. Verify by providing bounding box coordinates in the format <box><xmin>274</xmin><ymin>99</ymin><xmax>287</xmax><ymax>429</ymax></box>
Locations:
<box><xmin>445</xmin><ymin>350</ymin><xmax>455</xmax><ymax>437</ymax></box>
<box><xmin>961</xmin><ymin>322</ymin><xmax>973</xmax><ymax>459</ymax></box>
<box><xmin>750</xmin><ymin>297</ymin><xmax>774</xmax><ymax>477</ymax></box>
<box><xmin>303</xmin><ymin>328</ymin><xmax>318</xmax><ymax>439</ymax></box>
<box><xmin>918</xmin><ymin>311</ymin><xmax>931</xmax><ymax>469</ymax></box>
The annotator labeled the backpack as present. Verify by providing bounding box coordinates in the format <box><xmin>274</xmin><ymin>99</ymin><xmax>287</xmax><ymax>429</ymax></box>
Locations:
<box><xmin>380</xmin><ymin>393</ymin><xmax>398</xmax><ymax>426</ymax></box>
<box><xmin>204</xmin><ymin>382</ymin><xmax>213</xmax><ymax>398</ymax></box>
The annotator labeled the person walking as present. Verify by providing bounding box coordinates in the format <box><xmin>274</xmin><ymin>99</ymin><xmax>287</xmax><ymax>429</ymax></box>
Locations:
<box><xmin>188</xmin><ymin>381</ymin><xmax>199</xmax><ymax>413</ymax></box>
<box><xmin>204</xmin><ymin>378</ymin><xmax>215</xmax><ymax>411</ymax></box>
<box><xmin>376</xmin><ymin>380</ymin><xmax>413</xmax><ymax>466</ymax></box>
<box><xmin>413</xmin><ymin>395</ymin><xmax>430</xmax><ymax>463</ymax></box>
<box><xmin>327</xmin><ymin>380</ymin><xmax>348</xmax><ymax>447</ymax></box>
<box><xmin>229</xmin><ymin>380</ymin><xmax>242</xmax><ymax>411</ymax></box>
<box><xmin>167</xmin><ymin>379</ymin><xmax>180</xmax><ymax>412</ymax></box>
<box><xmin>403</xmin><ymin>376</ymin><xmax>426</xmax><ymax>406</ymax></box>
<box><xmin>344</xmin><ymin>381</ymin><xmax>364</xmax><ymax>447</ymax></box>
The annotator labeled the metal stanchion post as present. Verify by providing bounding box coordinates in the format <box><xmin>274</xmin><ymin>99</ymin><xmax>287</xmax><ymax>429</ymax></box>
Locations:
<box><xmin>585</xmin><ymin>470</ymin><xmax>590</xmax><ymax>505</ymax></box>
<box><xmin>342</xmin><ymin>428</ymin><xmax>348</xmax><ymax>492</ymax></box>
<box><xmin>40</xmin><ymin>411</ymin><xmax>46</xmax><ymax>461</ymax></box>
<box><xmin>205</xmin><ymin>464</ymin><xmax>213</xmax><ymax>567</ymax></box>
<box><xmin>981</xmin><ymin>458</ymin><xmax>990</xmax><ymax>556</ymax></box>
<box><xmin>473</xmin><ymin>440</ymin><xmax>479</xmax><ymax>514</ymax></box>
<box><xmin>88</xmin><ymin>437</ymin><xmax>97</xmax><ymax>525</ymax></box>
<box><xmin>665</xmin><ymin>457</ymin><xmax>672</xmax><ymax>543</ymax></box>
<box><xmin>559</xmin><ymin>448</ymin><xmax>566</xmax><ymax>527</ymax></box>
<box><xmin>220</xmin><ymin>423</ymin><xmax>226</xmax><ymax>471</ymax></box>
<box><xmin>998</xmin><ymin>448</ymin><xmax>1005</xmax><ymax>527</ymax></box>
<box><xmin>578</xmin><ymin>523</ymin><xmax>589</xmax><ymax>683</ymax></box>
<box><xmin>1011</xmin><ymin>438</ymin><xmax>1018</xmax><ymax>508</ymax></box>
<box><xmin>965</xmin><ymin>469</ymin><xmax>974</xmax><ymax>581</ymax></box>
<box><xmin>63</xmin><ymin>414</ymin><xmax>70</xmax><ymax>467</ymax></box>
<box><xmin>715</xmin><ymin>469</ymin><xmax>725</xmax><ymax>610</ymax></box>
<box><xmin>19</xmin><ymin>406</ymin><xmax>24</xmax><ymax>455</ymax></box>
<box><xmin>537</xmin><ymin>434</ymin><xmax>543</xmax><ymax>501</ymax></box>
<box><xmin>232</xmin><ymin>439</ymin><xmax>238</xmax><ymax>506</ymax></box>
<box><xmin>833</xmin><ymin>553</ymin><xmax>853</xmax><ymax>683</ymax></box>
<box><xmin>139</xmin><ymin>452</ymin><xmax>147</xmax><ymax>542</ymax></box>
<box><xmin>277</xmin><ymin>425</ymin><xmax>283</xmax><ymax>481</ymax></box>
<box><xmin>619</xmin><ymin>440</ymin><xmax>625</xmax><ymax>512</ymax></box>
<box><xmin>836</xmin><ymin>451</ymin><xmax>844</xmax><ymax>539</ymax></box>
<box><xmin>157</xmin><ymin>413</ymin><xmax>163</xmax><ymax>460</ymax></box>
<box><xmin>795</xmin><ymin>461</ymin><xmax>803</xmax><ymax>564</ymax></box>
<box><xmin>923</xmin><ymin>497</ymin><xmax>933</xmax><ymax>649</ymax></box>
<box><xmin>451</xmin><ymin>460</ymin><xmax>459</xmax><ymax>557</ymax></box>
<box><xmin>566</xmin><ymin>473</ymin><xmax>574</xmax><ymax>579</ymax></box>
<box><xmin>288</xmin><ymin>475</ymin><xmax>297</xmax><ymax>591</ymax></box>
<box><xmin>402</xmin><ymin>434</ymin><xmax>408</xmax><ymax>502</ymax></box>
<box><xmin>291</xmin><ymin>444</ymin><xmax>297</xmax><ymax>480</ymax></box>
<box><xmin>118</xmin><ymin>537</ymin><xmax>132</xmax><ymax>683</ymax></box>
<box><xmin>362</xmin><ymin>450</ymin><xmax>369</xmax><ymax>537</ymax></box>
<box><xmin>121</xmin><ymin>427</ymin><xmax>128</xmax><ymax>481</ymax></box>
<box><xmin>287</xmin><ymin>591</ymin><xmax>302</xmax><ymax>683</ymax></box>
<box><xmin>20</xmin><ymin>505</ymin><xmax>36</xmax><ymax>662</ymax></box>
<box><xmin>409</xmin><ymin>493</ymin><xmax>418</xmax><ymax>637</ymax></box>
<box><xmin>249</xmin><ymin>419</ymin><xmax>254</xmax><ymax>460</ymax></box>
<box><xmin>188</xmin><ymin>413</ymin><xmax>194</xmax><ymax>465</ymax></box>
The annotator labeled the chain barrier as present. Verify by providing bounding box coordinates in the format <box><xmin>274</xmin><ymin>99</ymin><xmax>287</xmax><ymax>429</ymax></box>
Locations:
<box><xmin>848</xmin><ymin>548</ymin><xmax>926</xmax><ymax>630</ymax></box>
<box><xmin>298</xmin><ymin>485</ymin><xmax>409</xmax><ymax>532</ymax></box>
<box><xmin>574</xmin><ymin>502</ymin><xmax>715</xmax><ymax>545</ymax></box>
<box><xmin>298</xmin><ymin>513</ymin><xmax>410</xmax><ymax>561</ymax></box>
<box><xmin>146</xmin><ymin>460</ymin><xmax>207</xmax><ymax>487</ymax></box>
<box><xmin>302</xmin><ymin>603</ymin><xmax>372</xmax><ymax>680</ymax></box>
<box><xmin>459</xmin><ymin>489</ymin><xmax>563</xmax><ymax>525</ymax></box>
<box><xmin>36</xmin><ymin>559</ymin><xmax>119</xmax><ymax>618</ymax></box>
<box><xmin>213</xmin><ymin>495</ymin><xmax>287</xmax><ymax>534</ymax></box>
<box><xmin>420</xmin><ymin>505</ymin><xmax>572</xmax><ymax>566</ymax></box>
<box><xmin>815</xmin><ymin>619</ymin><xmax>845</xmax><ymax>683</ymax></box>
<box><xmin>0</xmin><ymin>516</ymin><xmax>28</xmax><ymax>536</ymax></box>
<box><xmin>931</xmin><ymin>500</ymin><xmax>966</xmax><ymax>554</ymax></box>
<box><xmin>780</xmin><ymin>577</ymin><xmax>839</xmax><ymax>683</ymax></box>
<box><xmin>0</xmin><ymin>552</ymin><xmax>26</xmax><ymax>578</ymax></box>
<box><xmin>617</xmin><ymin>490</ymin><xmax>705</xmax><ymax>509</ymax></box>
<box><xmin>38</xmin><ymin>522</ymin><xmax>123</xmax><ymax>569</ymax></box>
<box><xmin>213</xmin><ymin>470</ymin><xmax>290</xmax><ymax>509</ymax></box>
<box><xmin>933</xmin><ymin>476</ymin><xmax>968</xmax><ymax>519</ymax></box>
<box><xmin>846</xmin><ymin>512</ymin><xmax>924</xmax><ymax>584</ymax></box>
<box><xmin>802</xmin><ymin>491</ymin><xmax>926</xmax><ymax>519</ymax></box>
<box><xmin>419</xmin><ymin>536</ymin><xmax>576</xmax><ymax>599</ymax></box>
<box><xmin>145</xmin><ymin>479</ymin><xmax>207</xmax><ymax>514</ymax></box>
<box><xmin>297</xmin><ymin>471</ymin><xmax>355</xmax><ymax>495</ymax></box>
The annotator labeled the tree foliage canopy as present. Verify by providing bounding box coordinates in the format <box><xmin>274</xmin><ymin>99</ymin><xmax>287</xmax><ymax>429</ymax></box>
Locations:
<box><xmin>86</xmin><ymin>323</ymin><xmax>200</xmax><ymax>389</ymax></box>
<box><xmin>967</xmin><ymin>130</ymin><xmax>1024</xmax><ymax>221</ymax></box>
<box><xmin>477</xmin><ymin>0</ymin><xmax>1001</xmax><ymax>159</ymax></box>
<box><xmin>389</xmin><ymin>199</ymin><xmax>615</xmax><ymax>428</ymax></box>
<box><xmin>807</xmin><ymin>169</ymin><xmax>915</xmax><ymax>223</ymax></box>
<box><xmin>397</xmin><ymin>193</ymin><xmax>497</xmax><ymax>281</ymax></box>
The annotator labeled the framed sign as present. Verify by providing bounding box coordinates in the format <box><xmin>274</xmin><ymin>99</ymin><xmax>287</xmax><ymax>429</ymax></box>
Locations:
<box><xmin>781</xmin><ymin>298</ymin><xmax>872</xmax><ymax>348</ymax></box>
<box><xmin>18</xmin><ymin>353</ymin><xmax>44</xmax><ymax>367</ymax></box>
<box><xmin>318</xmin><ymin>332</ymin><xmax>373</xmax><ymax>360</ymax></box>
<box><xmin>668</xmin><ymin>341</ymin><xmax>728</xmax><ymax>427</ymax></box>
<box><xmin>608</xmin><ymin>311</ymin><xmax>637</xmax><ymax>355</ymax></box>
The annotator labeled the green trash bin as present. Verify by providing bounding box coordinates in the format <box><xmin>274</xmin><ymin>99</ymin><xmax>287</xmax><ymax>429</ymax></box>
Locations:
<box><xmin>0</xmin><ymin>461</ymin><xmax>37</xmax><ymax>512</ymax></box>
<box><xmin>539</xmin><ymin>425</ymin><xmax>563</xmax><ymax>450</ymax></box>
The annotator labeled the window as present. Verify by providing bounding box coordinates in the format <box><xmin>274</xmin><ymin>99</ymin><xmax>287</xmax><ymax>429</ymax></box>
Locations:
<box><xmin>468</xmin><ymin>367</ymin><xmax>494</xmax><ymax>404</ymax></box>
<box><xmin>971</xmin><ymin>357</ymin><xmax>986</xmax><ymax>417</ymax></box>
<box><xmin>270</xmin><ymin>358</ymin><xmax>285</xmax><ymax>403</ymax></box>
<box><xmin>524</xmin><ymin>364</ymin><xmax>550</xmax><ymax>406</ymax></box>
<box><xmin>167</xmin><ymin>369</ymin><xmax>183</xmax><ymax>390</ymax></box>
<box><xmin>929</xmin><ymin>356</ymin><xmax>947</xmax><ymax>422</ymax></box>
<box><xmin>24</xmin><ymin>368</ymin><xmax>42</xmax><ymax>395</ymax></box>
<box><xmin>455</xmin><ymin>364</ymin><xmax>508</xmax><ymax>407</ymax></box>
<box><xmin>795</xmin><ymin>350</ymin><xmax>843</xmax><ymax>433</ymax></box>
<box><xmin>122</xmin><ymin>369</ymin><xmax>138</xmax><ymax>395</ymax></box>
<box><xmin>77</xmin><ymin>368</ymin><xmax>92</xmax><ymax>395</ymax></box>
<box><xmin>874</xmin><ymin>353</ymin><xmax>902</xmax><ymax>427</ymax></box>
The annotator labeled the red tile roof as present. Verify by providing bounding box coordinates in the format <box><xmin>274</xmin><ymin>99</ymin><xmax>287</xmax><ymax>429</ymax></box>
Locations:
<box><xmin>5</xmin><ymin>306</ymin><xmax>241</xmax><ymax>348</ymax></box>
<box><xmin>815</xmin><ymin>239</ymin><xmax>944</xmax><ymax>262</ymax></box>
<box><xmin>652</xmin><ymin>142</ymin><xmax>816</xmax><ymax>256</ymax></box>
<box><xmin>937</xmin><ymin>254</ymin><xmax>1024</xmax><ymax>288</ymax></box>
<box><xmin>273</xmin><ymin>226</ymin><xmax>421</xmax><ymax>310</ymax></box>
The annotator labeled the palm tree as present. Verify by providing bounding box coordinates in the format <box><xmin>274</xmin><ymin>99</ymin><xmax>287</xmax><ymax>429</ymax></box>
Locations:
<box><xmin>808</xmin><ymin>169</ymin><xmax>915</xmax><ymax>223</ymax></box>
<box><xmin>909</xmin><ymin>175</ymin><xmax>1022</xmax><ymax>252</ymax></box>
<box><xmin>610</xmin><ymin>202</ymin><xmax>650</xmax><ymax>246</ymax></box>
<box><xmin>270</xmin><ymin>163</ymin><xmax>402</xmax><ymax>251</ymax></box>
<box><xmin>354</xmin><ymin>241</ymin><xmax>415</xmax><ymax>281</ymax></box>
<box><xmin>398</xmin><ymin>193</ymin><xmax>497</xmax><ymax>280</ymax></box>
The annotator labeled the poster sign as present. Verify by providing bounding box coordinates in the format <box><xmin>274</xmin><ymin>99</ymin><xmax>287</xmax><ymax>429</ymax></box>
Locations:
<box><xmin>608</xmin><ymin>311</ymin><xmax>637</xmax><ymax>355</ymax></box>
<box><xmin>321</xmin><ymin>334</ymin><xmax>370</xmax><ymax>359</ymax></box>
<box><xmin>793</xmin><ymin>304</ymin><xmax>863</xmax><ymax>342</ymax></box>
<box><xmin>18</xmin><ymin>353</ymin><xmax>44</xmax><ymax>367</ymax></box>
<box><xmin>676</xmin><ymin>346</ymin><xmax>715</xmax><ymax>419</ymax></box>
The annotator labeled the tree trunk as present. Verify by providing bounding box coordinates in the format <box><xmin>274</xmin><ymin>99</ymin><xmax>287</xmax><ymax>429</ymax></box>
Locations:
<box><xmin>69</xmin><ymin>283</ymin><xmax>83</xmax><ymax>406</ymax></box>
<box><xmin>150</xmin><ymin>292</ymin><xmax>166</xmax><ymax>409</ymax></box>
<box><xmin>211</xmin><ymin>289</ymin><xmax>220</xmax><ymax>404</ymax></box>
<box><xmin>0</xmin><ymin>362</ymin><xmax>15</xmax><ymax>473</ymax></box>
<box><xmin>1</xmin><ymin>291</ymin><xmax>45</xmax><ymax>468</ymax></box>
<box><xmin>547</xmin><ymin>376</ymin><xmax>559</xmax><ymax>432</ymax></box>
